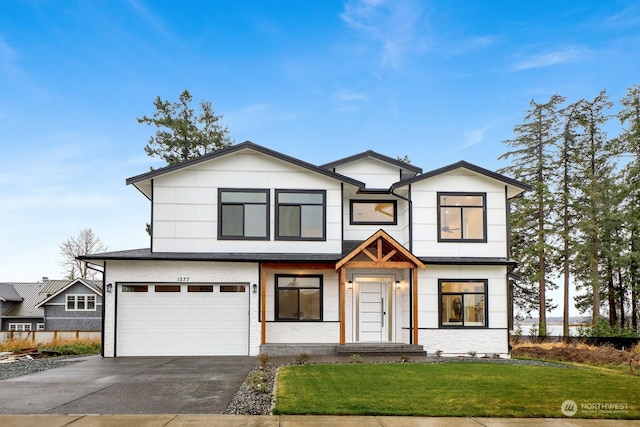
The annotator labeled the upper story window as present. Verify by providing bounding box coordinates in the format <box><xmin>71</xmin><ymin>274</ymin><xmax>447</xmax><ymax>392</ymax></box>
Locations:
<box><xmin>218</xmin><ymin>189</ymin><xmax>269</xmax><ymax>240</ymax></box>
<box><xmin>350</xmin><ymin>200</ymin><xmax>397</xmax><ymax>225</ymax></box>
<box><xmin>275</xmin><ymin>190</ymin><xmax>325</xmax><ymax>240</ymax></box>
<box><xmin>275</xmin><ymin>275</ymin><xmax>322</xmax><ymax>321</ymax></box>
<box><xmin>438</xmin><ymin>193</ymin><xmax>486</xmax><ymax>242</ymax></box>
<box><xmin>66</xmin><ymin>294</ymin><xmax>96</xmax><ymax>311</ymax></box>
<box><xmin>440</xmin><ymin>280</ymin><xmax>487</xmax><ymax>327</ymax></box>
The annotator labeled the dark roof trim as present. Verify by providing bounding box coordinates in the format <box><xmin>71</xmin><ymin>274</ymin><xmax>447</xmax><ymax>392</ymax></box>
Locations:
<box><xmin>391</xmin><ymin>160</ymin><xmax>532</xmax><ymax>192</ymax></box>
<box><xmin>320</xmin><ymin>150</ymin><xmax>422</xmax><ymax>174</ymax></box>
<box><xmin>80</xmin><ymin>248</ymin><xmax>343</xmax><ymax>263</ymax></box>
<box><xmin>126</xmin><ymin>141</ymin><xmax>366</xmax><ymax>188</ymax></box>
<box><xmin>419</xmin><ymin>257</ymin><xmax>517</xmax><ymax>266</ymax></box>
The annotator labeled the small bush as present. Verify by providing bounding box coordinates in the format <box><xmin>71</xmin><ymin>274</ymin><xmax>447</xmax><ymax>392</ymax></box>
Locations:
<box><xmin>399</xmin><ymin>354</ymin><xmax>411</xmax><ymax>363</ymax></box>
<box><xmin>245</xmin><ymin>370</ymin><xmax>270</xmax><ymax>393</ymax></box>
<box><xmin>258</xmin><ymin>353</ymin><xmax>271</xmax><ymax>369</ymax></box>
<box><xmin>295</xmin><ymin>352</ymin><xmax>310</xmax><ymax>365</ymax></box>
<box><xmin>349</xmin><ymin>353</ymin><xmax>362</xmax><ymax>363</ymax></box>
<box><xmin>467</xmin><ymin>351</ymin><xmax>477</xmax><ymax>358</ymax></box>
<box><xmin>433</xmin><ymin>349</ymin><xmax>443</xmax><ymax>358</ymax></box>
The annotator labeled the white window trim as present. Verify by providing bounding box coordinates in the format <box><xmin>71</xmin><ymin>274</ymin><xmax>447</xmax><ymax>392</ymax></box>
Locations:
<box><xmin>9</xmin><ymin>323</ymin><xmax>32</xmax><ymax>331</ymax></box>
<box><xmin>37</xmin><ymin>323</ymin><xmax>45</xmax><ymax>331</ymax></box>
<box><xmin>66</xmin><ymin>294</ymin><xmax>97</xmax><ymax>311</ymax></box>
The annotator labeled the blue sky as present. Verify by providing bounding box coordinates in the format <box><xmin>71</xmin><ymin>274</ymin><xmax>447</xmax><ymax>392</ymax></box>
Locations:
<box><xmin>1</xmin><ymin>1</ymin><xmax>639</xmax><ymax>316</ymax></box>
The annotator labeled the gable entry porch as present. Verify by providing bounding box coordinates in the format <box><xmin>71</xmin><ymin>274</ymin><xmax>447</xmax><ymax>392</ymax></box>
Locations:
<box><xmin>259</xmin><ymin>230</ymin><xmax>426</xmax><ymax>356</ymax></box>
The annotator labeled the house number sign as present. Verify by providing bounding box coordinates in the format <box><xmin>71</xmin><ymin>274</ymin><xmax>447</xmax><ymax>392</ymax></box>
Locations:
<box><xmin>177</xmin><ymin>277</ymin><xmax>190</xmax><ymax>282</ymax></box>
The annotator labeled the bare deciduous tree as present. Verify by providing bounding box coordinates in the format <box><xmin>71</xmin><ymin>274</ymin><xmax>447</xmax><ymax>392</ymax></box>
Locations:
<box><xmin>59</xmin><ymin>228</ymin><xmax>106</xmax><ymax>280</ymax></box>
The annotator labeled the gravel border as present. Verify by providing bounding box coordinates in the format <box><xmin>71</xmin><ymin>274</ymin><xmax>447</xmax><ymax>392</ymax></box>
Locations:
<box><xmin>0</xmin><ymin>356</ymin><xmax>84</xmax><ymax>381</ymax></box>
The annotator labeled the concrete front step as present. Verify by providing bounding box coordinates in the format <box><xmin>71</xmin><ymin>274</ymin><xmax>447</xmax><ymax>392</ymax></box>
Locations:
<box><xmin>335</xmin><ymin>343</ymin><xmax>426</xmax><ymax>356</ymax></box>
<box><xmin>260</xmin><ymin>343</ymin><xmax>426</xmax><ymax>357</ymax></box>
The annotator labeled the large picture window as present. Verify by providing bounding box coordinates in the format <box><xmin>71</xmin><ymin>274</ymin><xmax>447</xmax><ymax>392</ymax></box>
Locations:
<box><xmin>438</xmin><ymin>193</ymin><xmax>486</xmax><ymax>242</ymax></box>
<box><xmin>275</xmin><ymin>275</ymin><xmax>322</xmax><ymax>321</ymax></box>
<box><xmin>350</xmin><ymin>200</ymin><xmax>397</xmax><ymax>225</ymax></box>
<box><xmin>275</xmin><ymin>190</ymin><xmax>325</xmax><ymax>240</ymax></box>
<box><xmin>218</xmin><ymin>189</ymin><xmax>269</xmax><ymax>240</ymax></box>
<box><xmin>440</xmin><ymin>280</ymin><xmax>487</xmax><ymax>327</ymax></box>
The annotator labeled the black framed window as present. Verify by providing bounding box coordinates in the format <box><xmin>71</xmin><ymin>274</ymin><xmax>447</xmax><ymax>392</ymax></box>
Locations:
<box><xmin>275</xmin><ymin>190</ymin><xmax>325</xmax><ymax>240</ymax></box>
<box><xmin>275</xmin><ymin>275</ymin><xmax>322</xmax><ymax>321</ymax></box>
<box><xmin>439</xmin><ymin>280</ymin><xmax>487</xmax><ymax>327</ymax></box>
<box><xmin>350</xmin><ymin>200</ymin><xmax>397</xmax><ymax>225</ymax></box>
<box><xmin>218</xmin><ymin>189</ymin><xmax>269</xmax><ymax>240</ymax></box>
<box><xmin>438</xmin><ymin>193</ymin><xmax>486</xmax><ymax>242</ymax></box>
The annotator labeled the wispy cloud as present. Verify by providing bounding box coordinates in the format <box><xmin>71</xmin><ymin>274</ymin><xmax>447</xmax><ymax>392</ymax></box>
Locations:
<box><xmin>126</xmin><ymin>0</ymin><xmax>170</xmax><ymax>37</ymax></box>
<box><xmin>510</xmin><ymin>46</ymin><xmax>586</xmax><ymax>71</ymax></box>
<box><xmin>461</xmin><ymin>121</ymin><xmax>502</xmax><ymax>149</ymax></box>
<box><xmin>443</xmin><ymin>35</ymin><xmax>499</xmax><ymax>57</ymax></box>
<box><xmin>340</xmin><ymin>0</ymin><xmax>429</xmax><ymax>69</ymax></box>
<box><xmin>332</xmin><ymin>88</ymin><xmax>368</xmax><ymax>112</ymax></box>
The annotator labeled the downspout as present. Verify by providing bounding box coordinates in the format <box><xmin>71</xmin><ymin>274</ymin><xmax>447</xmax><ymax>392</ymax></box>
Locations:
<box><xmin>391</xmin><ymin>184</ymin><xmax>413</xmax><ymax>342</ymax></box>
<box><xmin>390</xmin><ymin>184</ymin><xmax>412</xmax><ymax>252</ymax></box>
<box><xmin>101</xmin><ymin>262</ymin><xmax>106</xmax><ymax>358</ymax></box>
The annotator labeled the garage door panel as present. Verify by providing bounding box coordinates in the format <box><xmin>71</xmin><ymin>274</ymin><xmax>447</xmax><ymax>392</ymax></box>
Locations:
<box><xmin>117</xmin><ymin>283</ymin><xmax>249</xmax><ymax>356</ymax></box>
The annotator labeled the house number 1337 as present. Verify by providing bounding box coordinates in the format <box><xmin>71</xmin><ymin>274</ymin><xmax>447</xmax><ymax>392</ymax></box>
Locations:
<box><xmin>177</xmin><ymin>277</ymin><xmax>190</xmax><ymax>282</ymax></box>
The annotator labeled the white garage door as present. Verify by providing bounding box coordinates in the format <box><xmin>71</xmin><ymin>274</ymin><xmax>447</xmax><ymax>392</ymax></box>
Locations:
<box><xmin>117</xmin><ymin>283</ymin><xmax>249</xmax><ymax>356</ymax></box>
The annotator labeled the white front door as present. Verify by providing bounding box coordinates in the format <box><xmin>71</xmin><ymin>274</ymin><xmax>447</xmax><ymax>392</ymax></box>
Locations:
<box><xmin>359</xmin><ymin>282</ymin><xmax>387</xmax><ymax>342</ymax></box>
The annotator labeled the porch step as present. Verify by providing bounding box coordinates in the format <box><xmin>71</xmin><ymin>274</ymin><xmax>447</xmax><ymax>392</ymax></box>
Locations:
<box><xmin>335</xmin><ymin>343</ymin><xmax>426</xmax><ymax>356</ymax></box>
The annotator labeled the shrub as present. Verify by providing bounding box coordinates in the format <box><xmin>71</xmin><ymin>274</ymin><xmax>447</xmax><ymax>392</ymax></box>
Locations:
<box><xmin>400</xmin><ymin>354</ymin><xmax>411</xmax><ymax>363</ymax></box>
<box><xmin>258</xmin><ymin>353</ymin><xmax>271</xmax><ymax>369</ymax></box>
<box><xmin>433</xmin><ymin>349</ymin><xmax>443</xmax><ymax>358</ymax></box>
<box><xmin>577</xmin><ymin>316</ymin><xmax>640</xmax><ymax>338</ymax></box>
<box><xmin>467</xmin><ymin>351</ymin><xmax>477</xmax><ymax>358</ymax></box>
<box><xmin>0</xmin><ymin>338</ymin><xmax>101</xmax><ymax>355</ymax></box>
<box><xmin>245</xmin><ymin>370</ymin><xmax>270</xmax><ymax>393</ymax></box>
<box><xmin>295</xmin><ymin>352</ymin><xmax>310</xmax><ymax>365</ymax></box>
<box><xmin>349</xmin><ymin>353</ymin><xmax>362</xmax><ymax>363</ymax></box>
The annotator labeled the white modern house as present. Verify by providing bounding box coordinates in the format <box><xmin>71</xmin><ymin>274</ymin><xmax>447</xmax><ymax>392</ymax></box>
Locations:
<box><xmin>82</xmin><ymin>142</ymin><xmax>529</xmax><ymax>357</ymax></box>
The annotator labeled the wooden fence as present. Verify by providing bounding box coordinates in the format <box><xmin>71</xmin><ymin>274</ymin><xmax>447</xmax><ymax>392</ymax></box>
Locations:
<box><xmin>0</xmin><ymin>330</ymin><xmax>101</xmax><ymax>342</ymax></box>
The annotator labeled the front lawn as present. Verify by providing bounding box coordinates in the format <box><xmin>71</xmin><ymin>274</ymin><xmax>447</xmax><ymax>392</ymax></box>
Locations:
<box><xmin>274</xmin><ymin>362</ymin><xmax>639</xmax><ymax>418</ymax></box>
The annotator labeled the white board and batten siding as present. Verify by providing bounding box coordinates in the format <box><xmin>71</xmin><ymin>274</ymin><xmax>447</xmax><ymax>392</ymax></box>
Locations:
<box><xmin>103</xmin><ymin>260</ymin><xmax>261</xmax><ymax>357</ymax></box>
<box><xmin>151</xmin><ymin>150</ymin><xmax>349</xmax><ymax>254</ymax></box>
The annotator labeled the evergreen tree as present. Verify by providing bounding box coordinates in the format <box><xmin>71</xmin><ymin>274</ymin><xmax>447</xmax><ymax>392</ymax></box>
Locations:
<box><xmin>499</xmin><ymin>94</ymin><xmax>564</xmax><ymax>335</ymax></box>
<box><xmin>554</xmin><ymin>101</ymin><xmax>582</xmax><ymax>338</ymax></box>
<box><xmin>137</xmin><ymin>89</ymin><xmax>233</xmax><ymax>166</ymax></box>
<box><xmin>571</xmin><ymin>90</ymin><xmax>614</xmax><ymax>322</ymax></box>
<box><xmin>616</xmin><ymin>85</ymin><xmax>640</xmax><ymax>328</ymax></box>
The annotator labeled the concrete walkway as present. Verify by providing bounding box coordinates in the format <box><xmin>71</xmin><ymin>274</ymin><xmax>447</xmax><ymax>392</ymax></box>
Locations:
<box><xmin>0</xmin><ymin>415</ymin><xmax>638</xmax><ymax>426</ymax></box>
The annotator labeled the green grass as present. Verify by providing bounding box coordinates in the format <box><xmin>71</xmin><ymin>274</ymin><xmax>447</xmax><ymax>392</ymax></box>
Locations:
<box><xmin>274</xmin><ymin>362</ymin><xmax>640</xmax><ymax>418</ymax></box>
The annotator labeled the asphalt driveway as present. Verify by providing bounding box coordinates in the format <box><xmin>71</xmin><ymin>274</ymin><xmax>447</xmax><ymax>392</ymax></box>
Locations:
<box><xmin>0</xmin><ymin>355</ymin><xmax>256</xmax><ymax>414</ymax></box>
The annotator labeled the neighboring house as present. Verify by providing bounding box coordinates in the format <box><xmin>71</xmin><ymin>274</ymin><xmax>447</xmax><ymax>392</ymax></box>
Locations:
<box><xmin>37</xmin><ymin>278</ymin><xmax>103</xmax><ymax>331</ymax></box>
<box><xmin>0</xmin><ymin>282</ymin><xmax>45</xmax><ymax>331</ymax></box>
<box><xmin>81</xmin><ymin>141</ymin><xmax>529</xmax><ymax>357</ymax></box>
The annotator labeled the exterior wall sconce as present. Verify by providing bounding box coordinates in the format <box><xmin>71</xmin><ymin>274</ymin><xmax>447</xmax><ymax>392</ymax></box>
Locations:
<box><xmin>252</xmin><ymin>284</ymin><xmax>258</xmax><ymax>293</ymax></box>
<box><xmin>106</xmin><ymin>283</ymin><xmax>113</xmax><ymax>293</ymax></box>
<box><xmin>396</xmin><ymin>280</ymin><xmax>401</xmax><ymax>290</ymax></box>
<box><xmin>347</xmin><ymin>281</ymin><xmax>353</xmax><ymax>289</ymax></box>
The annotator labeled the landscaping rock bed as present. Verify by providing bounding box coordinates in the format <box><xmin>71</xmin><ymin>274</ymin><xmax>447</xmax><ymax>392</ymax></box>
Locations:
<box><xmin>0</xmin><ymin>356</ymin><xmax>82</xmax><ymax>381</ymax></box>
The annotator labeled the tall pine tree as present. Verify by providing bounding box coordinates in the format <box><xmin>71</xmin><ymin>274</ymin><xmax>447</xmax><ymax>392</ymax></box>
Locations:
<box><xmin>499</xmin><ymin>94</ymin><xmax>564</xmax><ymax>335</ymax></box>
